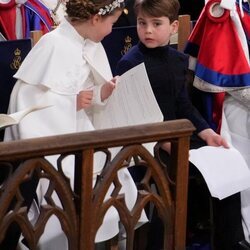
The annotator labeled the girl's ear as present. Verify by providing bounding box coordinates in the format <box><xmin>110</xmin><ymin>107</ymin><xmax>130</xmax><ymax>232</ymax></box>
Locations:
<box><xmin>91</xmin><ymin>14</ymin><xmax>101</xmax><ymax>25</ymax></box>
<box><xmin>170</xmin><ymin>20</ymin><xmax>179</xmax><ymax>35</ymax></box>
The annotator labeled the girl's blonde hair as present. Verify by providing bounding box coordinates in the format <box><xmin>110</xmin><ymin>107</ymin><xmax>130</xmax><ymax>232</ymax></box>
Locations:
<box><xmin>66</xmin><ymin>0</ymin><xmax>125</xmax><ymax>21</ymax></box>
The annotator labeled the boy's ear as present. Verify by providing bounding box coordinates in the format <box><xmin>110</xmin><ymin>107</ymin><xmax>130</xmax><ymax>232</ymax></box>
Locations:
<box><xmin>170</xmin><ymin>20</ymin><xmax>179</xmax><ymax>35</ymax></box>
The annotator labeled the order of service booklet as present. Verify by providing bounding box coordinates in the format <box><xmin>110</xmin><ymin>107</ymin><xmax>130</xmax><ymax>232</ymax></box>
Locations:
<box><xmin>189</xmin><ymin>146</ymin><xmax>250</xmax><ymax>200</ymax></box>
<box><xmin>93</xmin><ymin>63</ymin><xmax>163</xmax><ymax>157</ymax></box>
<box><xmin>0</xmin><ymin>105</ymin><xmax>53</xmax><ymax>130</ymax></box>
<box><xmin>93</xmin><ymin>63</ymin><xmax>163</xmax><ymax>129</ymax></box>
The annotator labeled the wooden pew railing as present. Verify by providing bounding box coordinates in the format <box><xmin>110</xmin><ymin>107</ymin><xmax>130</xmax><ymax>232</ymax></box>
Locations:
<box><xmin>0</xmin><ymin>120</ymin><xmax>195</xmax><ymax>250</ymax></box>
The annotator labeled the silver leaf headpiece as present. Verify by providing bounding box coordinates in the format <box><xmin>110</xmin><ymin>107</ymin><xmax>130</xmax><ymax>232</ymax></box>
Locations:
<box><xmin>98</xmin><ymin>0</ymin><xmax>125</xmax><ymax>15</ymax></box>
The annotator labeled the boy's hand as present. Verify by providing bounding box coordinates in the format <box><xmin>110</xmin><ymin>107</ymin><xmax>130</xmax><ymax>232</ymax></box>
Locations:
<box><xmin>77</xmin><ymin>90</ymin><xmax>93</xmax><ymax>111</ymax></box>
<box><xmin>198</xmin><ymin>128</ymin><xmax>229</xmax><ymax>148</ymax></box>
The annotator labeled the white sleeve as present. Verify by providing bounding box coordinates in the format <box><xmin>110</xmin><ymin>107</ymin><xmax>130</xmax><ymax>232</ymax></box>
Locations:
<box><xmin>84</xmin><ymin>73</ymin><xmax>107</xmax><ymax>106</ymax></box>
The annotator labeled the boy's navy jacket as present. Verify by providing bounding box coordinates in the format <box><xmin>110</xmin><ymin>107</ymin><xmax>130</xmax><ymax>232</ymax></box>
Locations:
<box><xmin>116</xmin><ymin>42</ymin><xmax>209</xmax><ymax>133</ymax></box>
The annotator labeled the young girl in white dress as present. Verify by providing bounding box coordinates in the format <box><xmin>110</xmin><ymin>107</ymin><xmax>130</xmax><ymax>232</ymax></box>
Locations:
<box><xmin>4</xmin><ymin>0</ymin><xmax>147</xmax><ymax>248</ymax></box>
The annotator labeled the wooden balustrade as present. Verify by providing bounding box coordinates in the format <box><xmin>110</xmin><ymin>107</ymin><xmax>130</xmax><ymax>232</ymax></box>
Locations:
<box><xmin>0</xmin><ymin>120</ymin><xmax>195</xmax><ymax>250</ymax></box>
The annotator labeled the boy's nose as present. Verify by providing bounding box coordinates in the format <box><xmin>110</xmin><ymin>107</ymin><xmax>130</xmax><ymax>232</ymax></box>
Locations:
<box><xmin>145</xmin><ymin>26</ymin><xmax>152</xmax><ymax>34</ymax></box>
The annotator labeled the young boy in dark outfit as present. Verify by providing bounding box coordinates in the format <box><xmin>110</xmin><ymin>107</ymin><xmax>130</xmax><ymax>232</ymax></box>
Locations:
<box><xmin>115</xmin><ymin>0</ymin><xmax>248</xmax><ymax>249</ymax></box>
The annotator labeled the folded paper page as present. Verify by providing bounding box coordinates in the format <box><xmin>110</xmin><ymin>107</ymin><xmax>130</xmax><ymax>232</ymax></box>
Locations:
<box><xmin>189</xmin><ymin>146</ymin><xmax>250</xmax><ymax>200</ymax></box>
<box><xmin>0</xmin><ymin>105</ymin><xmax>53</xmax><ymax>130</ymax></box>
<box><xmin>94</xmin><ymin>63</ymin><xmax>163</xmax><ymax>129</ymax></box>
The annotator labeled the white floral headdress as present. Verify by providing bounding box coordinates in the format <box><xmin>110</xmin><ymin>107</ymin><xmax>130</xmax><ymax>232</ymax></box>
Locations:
<box><xmin>98</xmin><ymin>0</ymin><xmax>125</xmax><ymax>15</ymax></box>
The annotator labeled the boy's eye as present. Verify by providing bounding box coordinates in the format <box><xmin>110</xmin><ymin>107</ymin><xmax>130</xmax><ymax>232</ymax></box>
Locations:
<box><xmin>138</xmin><ymin>21</ymin><xmax>145</xmax><ymax>25</ymax></box>
<box><xmin>154</xmin><ymin>22</ymin><xmax>161</xmax><ymax>26</ymax></box>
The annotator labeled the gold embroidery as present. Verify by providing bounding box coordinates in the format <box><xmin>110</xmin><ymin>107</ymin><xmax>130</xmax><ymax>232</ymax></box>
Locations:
<box><xmin>121</xmin><ymin>35</ymin><xmax>132</xmax><ymax>55</ymax></box>
<box><xmin>10</xmin><ymin>48</ymin><xmax>22</xmax><ymax>70</ymax></box>
<box><xmin>123</xmin><ymin>8</ymin><xmax>128</xmax><ymax>15</ymax></box>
